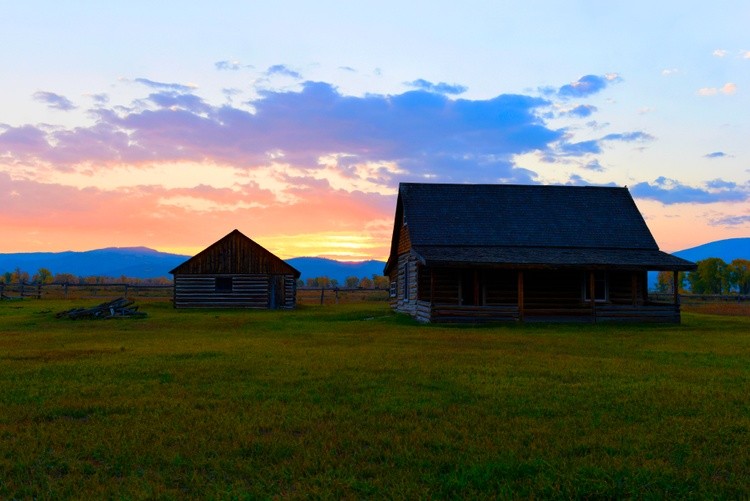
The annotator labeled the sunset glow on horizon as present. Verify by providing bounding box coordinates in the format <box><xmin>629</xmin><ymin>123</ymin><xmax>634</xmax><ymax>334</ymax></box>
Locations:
<box><xmin>1</xmin><ymin>2</ymin><xmax>748</xmax><ymax>260</ymax></box>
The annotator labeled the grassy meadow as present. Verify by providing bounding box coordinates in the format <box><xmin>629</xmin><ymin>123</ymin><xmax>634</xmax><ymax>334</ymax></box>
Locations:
<box><xmin>1</xmin><ymin>298</ymin><xmax>749</xmax><ymax>499</ymax></box>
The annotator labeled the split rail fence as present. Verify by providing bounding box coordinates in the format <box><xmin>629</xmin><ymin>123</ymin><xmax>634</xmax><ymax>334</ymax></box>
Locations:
<box><xmin>0</xmin><ymin>283</ymin><xmax>173</xmax><ymax>300</ymax></box>
<box><xmin>649</xmin><ymin>293</ymin><xmax>750</xmax><ymax>304</ymax></box>
<box><xmin>1</xmin><ymin>283</ymin><xmax>390</xmax><ymax>304</ymax></box>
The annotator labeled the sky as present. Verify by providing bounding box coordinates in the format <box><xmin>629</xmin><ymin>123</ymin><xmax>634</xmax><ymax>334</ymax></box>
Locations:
<box><xmin>1</xmin><ymin>1</ymin><xmax>749</xmax><ymax>260</ymax></box>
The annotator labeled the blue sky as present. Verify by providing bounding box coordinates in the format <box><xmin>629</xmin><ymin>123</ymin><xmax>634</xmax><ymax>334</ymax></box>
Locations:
<box><xmin>1</xmin><ymin>1</ymin><xmax>748</xmax><ymax>258</ymax></box>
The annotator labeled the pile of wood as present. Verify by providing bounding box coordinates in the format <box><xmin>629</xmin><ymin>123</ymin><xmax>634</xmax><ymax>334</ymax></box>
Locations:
<box><xmin>56</xmin><ymin>297</ymin><xmax>147</xmax><ymax>320</ymax></box>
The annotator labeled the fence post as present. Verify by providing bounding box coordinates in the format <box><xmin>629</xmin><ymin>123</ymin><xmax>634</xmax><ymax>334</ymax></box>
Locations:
<box><xmin>320</xmin><ymin>287</ymin><xmax>325</xmax><ymax>305</ymax></box>
<box><xmin>37</xmin><ymin>283</ymin><xmax>42</xmax><ymax>299</ymax></box>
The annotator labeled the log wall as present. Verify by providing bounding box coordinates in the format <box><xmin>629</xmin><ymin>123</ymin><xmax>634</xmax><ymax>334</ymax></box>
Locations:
<box><xmin>392</xmin><ymin>253</ymin><xmax>419</xmax><ymax>315</ymax></box>
<box><xmin>595</xmin><ymin>303</ymin><xmax>679</xmax><ymax>323</ymax></box>
<box><xmin>607</xmin><ymin>271</ymin><xmax>647</xmax><ymax>305</ymax></box>
<box><xmin>174</xmin><ymin>274</ymin><xmax>296</xmax><ymax>309</ymax></box>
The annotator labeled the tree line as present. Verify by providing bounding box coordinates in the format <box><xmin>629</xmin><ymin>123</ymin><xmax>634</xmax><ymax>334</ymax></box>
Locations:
<box><xmin>299</xmin><ymin>275</ymin><xmax>390</xmax><ymax>289</ymax></box>
<box><xmin>656</xmin><ymin>258</ymin><xmax>750</xmax><ymax>295</ymax></box>
<box><xmin>1</xmin><ymin>267</ymin><xmax>388</xmax><ymax>289</ymax></box>
<box><xmin>0</xmin><ymin>267</ymin><xmax>172</xmax><ymax>286</ymax></box>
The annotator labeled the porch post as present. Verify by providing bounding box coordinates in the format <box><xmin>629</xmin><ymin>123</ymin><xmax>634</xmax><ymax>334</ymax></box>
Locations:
<box><xmin>473</xmin><ymin>270</ymin><xmax>480</xmax><ymax>305</ymax></box>
<box><xmin>673</xmin><ymin>270</ymin><xmax>679</xmax><ymax>305</ymax></box>
<box><xmin>430</xmin><ymin>267</ymin><xmax>435</xmax><ymax>303</ymax></box>
<box><xmin>457</xmin><ymin>270</ymin><xmax>462</xmax><ymax>305</ymax></box>
<box><xmin>589</xmin><ymin>271</ymin><xmax>596</xmax><ymax>316</ymax></box>
<box><xmin>631</xmin><ymin>272</ymin><xmax>638</xmax><ymax>306</ymax></box>
<box><xmin>517</xmin><ymin>270</ymin><xmax>524</xmax><ymax>321</ymax></box>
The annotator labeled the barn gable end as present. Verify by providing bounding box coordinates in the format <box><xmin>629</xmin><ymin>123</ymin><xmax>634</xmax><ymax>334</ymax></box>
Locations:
<box><xmin>170</xmin><ymin>229</ymin><xmax>300</xmax><ymax>309</ymax></box>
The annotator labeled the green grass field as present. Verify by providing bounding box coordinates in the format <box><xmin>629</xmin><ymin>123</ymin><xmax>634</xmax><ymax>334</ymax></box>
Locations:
<box><xmin>1</xmin><ymin>299</ymin><xmax>749</xmax><ymax>499</ymax></box>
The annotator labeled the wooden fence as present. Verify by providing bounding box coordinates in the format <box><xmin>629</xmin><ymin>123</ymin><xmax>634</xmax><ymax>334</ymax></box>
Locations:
<box><xmin>0</xmin><ymin>283</ymin><xmax>389</xmax><ymax>305</ymax></box>
<box><xmin>649</xmin><ymin>293</ymin><xmax>750</xmax><ymax>304</ymax></box>
<box><xmin>296</xmin><ymin>287</ymin><xmax>389</xmax><ymax>305</ymax></box>
<box><xmin>0</xmin><ymin>282</ymin><xmax>173</xmax><ymax>300</ymax></box>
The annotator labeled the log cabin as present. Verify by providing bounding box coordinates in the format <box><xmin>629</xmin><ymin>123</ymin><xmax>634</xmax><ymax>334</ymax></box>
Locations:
<box><xmin>384</xmin><ymin>183</ymin><xmax>696</xmax><ymax>323</ymax></box>
<box><xmin>170</xmin><ymin>229</ymin><xmax>300</xmax><ymax>309</ymax></box>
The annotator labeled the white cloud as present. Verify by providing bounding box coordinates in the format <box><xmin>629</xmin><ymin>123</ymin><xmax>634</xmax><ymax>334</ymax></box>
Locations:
<box><xmin>713</xmin><ymin>49</ymin><xmax>728</xmax><ymax>58</ymax></box>
<box><xmin>698</xmin><ymin>87</ymin><xmax>718</xmax><ymax>96</ymax></box>
<box><xmin>698</xmin><ymin>82</ymin><xmax>737</xmax><ymax>96</ymax></box>
<box><xmin>661</xmin><ymin>68</ymin><xmax>679</xmax><ymax>76</ymax></box>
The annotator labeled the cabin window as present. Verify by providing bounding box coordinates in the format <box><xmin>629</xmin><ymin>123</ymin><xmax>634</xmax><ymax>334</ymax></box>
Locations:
<box><xmin>215</xmin><ymin>277</ymin><xmax>233</xmax><ymax>292</ymax></box>
<box><xmin>390</xmin><ymin>281</ymin><xmax>397</xmax><ymax>298</ymax></box>
<box><xmin>583</xmin><ymin>272</ymin><xmax>607</xmax><ymax>302</ymax></box>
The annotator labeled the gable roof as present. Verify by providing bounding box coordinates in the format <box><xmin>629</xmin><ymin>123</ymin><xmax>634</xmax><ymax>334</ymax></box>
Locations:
<box><xmin>170</xmin><ymin>229</ymin><xmax>301</xmax><ymax>278</ymax></box>
<box><xmin>385</xmin><ymin>183</ymin><xmax>696</xmax><ymax>272</ymax></box>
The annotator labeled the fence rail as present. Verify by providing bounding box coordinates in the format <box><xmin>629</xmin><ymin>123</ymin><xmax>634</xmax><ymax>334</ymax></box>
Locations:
<box><xmin>0</xmin><ymin>283</ymin><xmax>390</xmax><ymax>304</ymax></box>
<box><xmin>296</xmin><ymin>287</ymin><xmax>389</xmax><ymax>305</ymax></box>
<box><xmin>649</xmin><ymin>293</ymin><xmax>750</xmax><ymax>304</ymax></box>
<box><xmin>0</xmin><ymin>282</ymin><xmax>173</xmax><ymax>300</ymax></box>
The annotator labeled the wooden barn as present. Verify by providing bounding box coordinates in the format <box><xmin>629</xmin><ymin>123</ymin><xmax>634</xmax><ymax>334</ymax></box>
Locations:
<box><xmin>170</xmin><ymin>229</ymin><xmax>300</xmax><ymax>309</ymax></box>
<box><xmin>384</xmin><ymin>183</ymin><xmax>696</xmax><ymax>323</ymax></box>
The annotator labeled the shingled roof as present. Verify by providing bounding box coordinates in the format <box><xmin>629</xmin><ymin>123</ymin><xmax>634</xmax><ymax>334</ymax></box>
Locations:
<box><xmin>385</xmin><ymin>183</ymin><xmax>696</xmax><ymax>272</ymax></box>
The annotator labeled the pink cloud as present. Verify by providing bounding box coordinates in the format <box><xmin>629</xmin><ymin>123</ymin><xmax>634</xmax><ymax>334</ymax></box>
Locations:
<box><xmin>0</xmin><ymin>172</ymin><xmax>393</xmax><ymax>258</ymax></box>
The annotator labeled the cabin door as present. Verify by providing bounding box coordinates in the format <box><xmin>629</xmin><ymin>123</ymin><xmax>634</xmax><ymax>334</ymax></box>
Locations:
<box><xmin>269</xmin><ymin>275</ymin><xmax>285</xmax><ymax>309</ymax></box>
<box><xmin>460</xmin><ymin>270</ymin><xmax>482</xmax><ymax>306</ymax></box>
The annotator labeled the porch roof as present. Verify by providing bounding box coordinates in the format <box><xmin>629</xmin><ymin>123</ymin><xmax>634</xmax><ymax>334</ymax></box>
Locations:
<box><xmin>411</xmin><ymin>245</ymin><xmax>697</xmax><ymax>271</ymax></box>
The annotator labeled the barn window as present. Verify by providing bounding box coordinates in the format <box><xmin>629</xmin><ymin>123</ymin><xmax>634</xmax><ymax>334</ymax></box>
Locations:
<box><xmin>215</xmin><ymin>277</ymin><xmax>233</xmax><ymax>292</ymax></box>
<box><xmin>583</xmin><ymin>272</ymin><xmax>607</xmax><ymax>302</ymax></box>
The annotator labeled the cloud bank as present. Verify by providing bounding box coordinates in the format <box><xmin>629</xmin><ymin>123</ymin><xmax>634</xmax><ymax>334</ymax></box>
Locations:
<box><xmin>2</xmin><ymin>72</ymin><xmax>747</xmax><ymax>256</ymax></box>
<box><xmin>631</xmin><ymin>177</ymin><xmax>748</xmax><ymax>204</ymax></box>
<box><xmin>2</xmin><ymin>81</ymin><xmax>565</xmax><ymax>186</ymax></box>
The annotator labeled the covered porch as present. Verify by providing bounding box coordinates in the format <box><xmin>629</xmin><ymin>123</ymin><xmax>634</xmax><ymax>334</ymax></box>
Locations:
<box><xmin>414</xmin><ymin>266</ymin><xmax>682</xmax><ymax>323</ymax></box>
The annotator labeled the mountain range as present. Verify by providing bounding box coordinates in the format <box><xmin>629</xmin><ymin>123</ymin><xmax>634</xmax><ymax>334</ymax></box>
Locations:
<box><xmin>0</xmin><ymin>247</ymin><xmax>388</xmax><ymax>282</ymax></box>
<box><xmin>0</xmin><ymin>238</ymin><xmax>747</xmax><ymax>283</ymax></box>
<box><xmin>0</xmin><ymin>247</ymin><xmax>188</xmax><ymax>280</ymax></box>
<box><xmin>286</xmin><ymin>257</ymin><xmax>386</xmax><ymax>283</ymax></box>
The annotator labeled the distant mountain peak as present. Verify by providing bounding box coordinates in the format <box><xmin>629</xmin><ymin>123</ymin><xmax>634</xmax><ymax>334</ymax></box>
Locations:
<box><xmin>675</xmin><ymin>237</ymin><xmax>749</xmax><ymax>262</ymax></box>
<box><xmin>97</xmin><ymin>246</ymin><xmax>161</xmax><ymax>254</ymax></box>
<box><xmin>286</xmin><ymin>256</ymin><xmax>386</xmax><ymax>282</ymax></box>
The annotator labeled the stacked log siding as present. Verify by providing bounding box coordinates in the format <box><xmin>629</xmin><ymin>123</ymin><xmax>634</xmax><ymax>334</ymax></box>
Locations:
<box><xmin>170</xmin><ymin>229</ymin><xmax>300</xmax><ymax>309</ymax></box>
